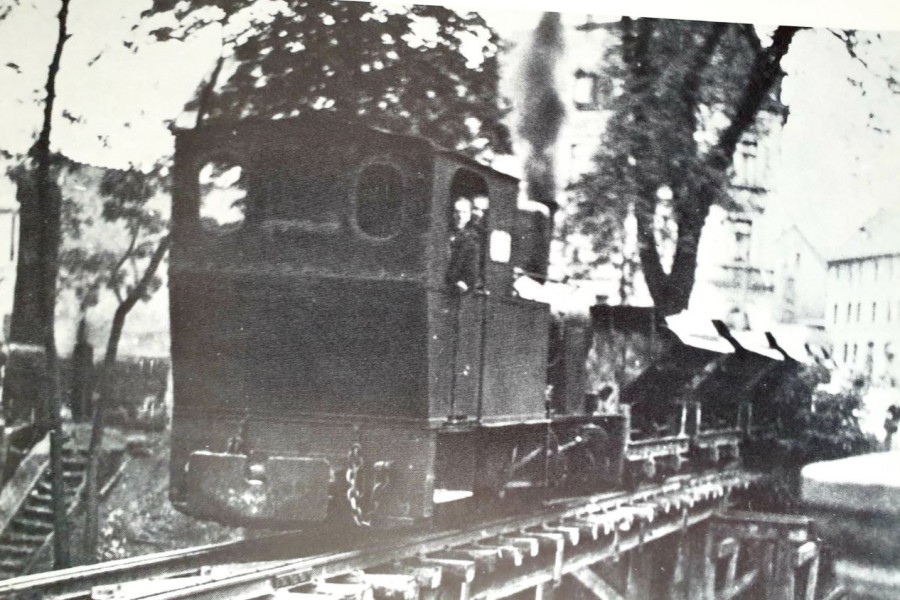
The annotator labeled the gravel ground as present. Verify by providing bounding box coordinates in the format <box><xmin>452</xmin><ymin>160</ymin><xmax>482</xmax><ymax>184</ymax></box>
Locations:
<box><xmin>96</xmin><ymin>430</ymin><xmax>244</xmax><ymax>561</ymax></box>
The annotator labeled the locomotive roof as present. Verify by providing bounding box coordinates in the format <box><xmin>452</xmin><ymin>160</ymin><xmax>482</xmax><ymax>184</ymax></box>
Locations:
<box><xmin>173</xmin><ymin>114</ymin><xmax>520</xmax><ymax>185</ymax></box>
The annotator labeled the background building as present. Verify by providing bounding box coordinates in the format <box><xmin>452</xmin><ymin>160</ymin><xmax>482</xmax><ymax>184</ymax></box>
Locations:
<box><xmin>771</xmin><ymin>224</ymin><xmax>828</xmax><ymax>326</ymax></box>
<box><xmin>825</xmin><ymin>209</ymin><xmax>900</xmax><ymax>387</ymax></box>
<box><xmin>0</xmin><ymin>195</ymin><xmax>18</xmax><ymax>342</ymax></box>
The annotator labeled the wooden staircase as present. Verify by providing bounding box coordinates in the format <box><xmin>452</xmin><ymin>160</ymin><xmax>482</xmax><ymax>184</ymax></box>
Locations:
<box><xmin>0</xmin><ymin>444</ymin><xmax>90</xmax><ymax>579</ymax></box>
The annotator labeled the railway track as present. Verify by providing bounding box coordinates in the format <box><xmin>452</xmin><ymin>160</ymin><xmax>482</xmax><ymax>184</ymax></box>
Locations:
<box><xmin>0</xmin><ymin>530</ymin><xmax>337</xmax><ymax>600</ymax></box>
<box><xmin>0</xmin><ymin>469</ymin><xmax>760</xmax><ymax>600</ymax></box>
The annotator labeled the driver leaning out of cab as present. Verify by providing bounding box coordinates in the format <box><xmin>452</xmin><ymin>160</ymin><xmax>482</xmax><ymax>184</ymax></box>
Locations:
<box><xmin>445</xmin><ymin>196</ymin><xmax>485</xmax><ymax>293</ymax></box>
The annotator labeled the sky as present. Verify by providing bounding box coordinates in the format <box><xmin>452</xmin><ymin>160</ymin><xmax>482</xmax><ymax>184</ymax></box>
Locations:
<box><xmin>0</xmin><ymin>0</ymin><xmax>899</xmax><ymax>256</ymax></box>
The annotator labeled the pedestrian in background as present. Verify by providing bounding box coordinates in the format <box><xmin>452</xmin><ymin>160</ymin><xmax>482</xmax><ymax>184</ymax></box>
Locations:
<box><xmin>885</xmin><ymin>405</ymin><xmax>900</xmax><ymax>450</ymax></box>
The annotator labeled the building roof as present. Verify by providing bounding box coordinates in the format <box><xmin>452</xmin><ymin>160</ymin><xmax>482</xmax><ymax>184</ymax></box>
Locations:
<box><xmin>828</xmin><ymin>208</ymin><xmax>900</xmax><ymax>263</ymax></box>
<box><xmin>776</xmin><ymin>224</ymin><xmax>827</xmax><ymax>265</ymax></box>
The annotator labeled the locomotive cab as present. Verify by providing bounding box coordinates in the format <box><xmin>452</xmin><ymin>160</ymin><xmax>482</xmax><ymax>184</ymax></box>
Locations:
<box><xmin>168</xmin><ymin>116</ymin><xmax>625</xmax><ymax>528</ymax></box>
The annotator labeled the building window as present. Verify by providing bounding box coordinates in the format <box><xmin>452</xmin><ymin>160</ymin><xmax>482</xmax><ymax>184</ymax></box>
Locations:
<box><xmin>853</xmin><ymin>343</ymin><xmax>858</xmax><ymax>363</ymax></box>
<box><xmin>843</xmin><ymin>343</ymin><xmax>848</xmax><ymax>363</ymax></box>
<box><xmin>875</xmin><ymin>259</ymin><xmax>880</xmax><ymax>281</ymax></box>
<box><xmin>784</xmin><ymin>277</ymin><xmax>796</xmax><ymax>303</ymax></box>
<box><xmin>847</xmin><ymin>303</ymin><xmax>852</xmax><ymax>323</ymax></box>
<box><xmin>873</xmin><ymin>302</ymin><xmax>878</xmax><ymax>322</ymax></box>
<box><xmin>732</xmin><ymin>218</ymin><xmax>752</xmax><ymax>263</ymax></box>
<box><xmin>573</xmin><ymin>69</ymin><xmax>600</xmax><ymax>110</ymax></box>
<box><xmin>833</xmin><ymin>303</ymin><xmax>839</xmax><ymax>324</ymax></box>
<box><xmin>857</xmin><ymin>303</ymin><xmax>862</xmax><ymax>322</ymax></box>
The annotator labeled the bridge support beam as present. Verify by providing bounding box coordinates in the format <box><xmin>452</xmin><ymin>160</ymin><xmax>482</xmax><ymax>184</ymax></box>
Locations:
<box><xmin>564</xmin><ymin>511</ymin><xmax>822</xmax><ymax>600</ymax></box>
<box><xmin>704</xmin><ymin>510</ymin><xmax>821</xmax><ymax>600</ymax></box>
<box><xmin>570</xmin><ymin>567</ymin><xmax>626</xmax><ymax>600</ymax></box>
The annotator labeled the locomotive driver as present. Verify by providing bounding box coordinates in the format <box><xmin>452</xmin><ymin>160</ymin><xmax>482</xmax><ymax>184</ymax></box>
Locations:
<box><xmin>445</xmin><ymin>197</ymin><xmax>483</xmax><ymax>292</ymax></box>
<box><xmin>471</xmin><ymin>194</ymin><xmax>489</xmax><ymax>233</ymax></box>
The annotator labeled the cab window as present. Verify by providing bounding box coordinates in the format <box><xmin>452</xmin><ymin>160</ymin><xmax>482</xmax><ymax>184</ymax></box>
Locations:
<box><xmin>355</xmin><ymin>164</ymin><xmax>403</xmax><ymax>239</ymax></box>
<box><xmin>198</xmin><ymin>157</ymin><xmax>246</xmax><ymax>228</ymax></box>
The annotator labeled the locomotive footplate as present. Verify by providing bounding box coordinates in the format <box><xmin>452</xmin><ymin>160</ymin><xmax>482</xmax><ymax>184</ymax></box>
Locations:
<box><xmin>185</xmin><ymin>451</ymin><xmax>333</xmax><ymax>524</ymax></box>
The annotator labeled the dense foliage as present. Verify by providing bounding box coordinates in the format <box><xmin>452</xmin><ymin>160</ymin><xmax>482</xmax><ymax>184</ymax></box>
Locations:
<box><xmin>59</xmin><ymin>166</ymin><xmax>168</xmax><ymax>315</ymax></box>
<box><xmin>745</xmin><ymin>364</ymin><xmax>877</xmax><ymax>512</ymax></box>
<box><xmin>776</xmin><ymin>367</ymin><xmax>875</xmax><ymax>462</ymax></box>
<box><xmin>569</xmin><ymin>19</ymin><xmax>798</xmax><ymax>314</ymax></box>
<box><xmin>142</xmin><ymin>0</ymin><xmax>511</xmax><ymax>156</ymax></box>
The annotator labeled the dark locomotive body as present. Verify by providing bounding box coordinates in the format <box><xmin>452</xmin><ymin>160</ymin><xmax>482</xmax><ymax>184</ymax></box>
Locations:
<box><xmin>168</xmin><ymin>117</ymin><xmax>627</xmax><ymax>528</ymax></box>
<box><xmin>168</xmin><ymin>117</ymin><xmax>798</xmax><ymax>529</ymax></box>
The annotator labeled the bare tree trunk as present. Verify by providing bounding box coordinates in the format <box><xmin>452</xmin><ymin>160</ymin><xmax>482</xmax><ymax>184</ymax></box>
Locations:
<box><xmin>5</xmin><ymin>174</ymin><xmax>48</xmax><ymax>424</ymax></box>
<box><xmin>625</xmin><ymin>20</ymin><xmax>799</xmax><ymax>317</ymax></box>
<box><xmin>82</xmin><ymin>236</ymin><xmax>169</xmax><ymax>562</ymax></box>
<box><xmin>16</xmin><ymin>0</ymin><xmax>74</xmax><ymax>569</ymax></box>
<box><xmin>622</xmin><ymin>18</ymin><xmax>678</xmax><ymax>314</ymax></box>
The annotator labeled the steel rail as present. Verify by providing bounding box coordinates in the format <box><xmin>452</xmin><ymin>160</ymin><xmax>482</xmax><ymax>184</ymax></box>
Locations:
<box><xmin>0</xmin><ymin>530</ymin><xmax>310</xmax><ymax>599</ymax></box>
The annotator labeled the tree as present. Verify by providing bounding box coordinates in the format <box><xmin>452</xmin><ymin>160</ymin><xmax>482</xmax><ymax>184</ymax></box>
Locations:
<box><xmin>746</xmin><ymin>364</ymin><xmax>877</xmax><ymax>512</ymax></box>
<box><xmin>56</xmin><ymin>165</ymin><xmax>169</xmax><ymax>562</ymax></box>
<box><xmin>140</xmin><ymin>0</ymin><xmax>511</xmax><ymax>156</ymax></box>
<box><xmin>570</xmin><ymin>19</ymin><xmax>799</xmax><ymax>315</ymax></box>
<box><xmin>1</xmin><ymin>0</ymin><xmax>75</xmax><ymax>569</ymax></box>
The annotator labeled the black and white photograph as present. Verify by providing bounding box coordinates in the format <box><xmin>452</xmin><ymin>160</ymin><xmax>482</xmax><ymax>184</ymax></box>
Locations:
<box><xmin>0</xmin><ymin>0</ymin><xmax>898</xmax><ymax>597</ymax></box>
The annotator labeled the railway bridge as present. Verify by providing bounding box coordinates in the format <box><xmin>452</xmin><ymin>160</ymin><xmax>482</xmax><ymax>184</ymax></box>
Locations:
<box><xmin>0</xmin><ymin>469</ymin><xmax>834</xmax><ymax>600</ymax></box>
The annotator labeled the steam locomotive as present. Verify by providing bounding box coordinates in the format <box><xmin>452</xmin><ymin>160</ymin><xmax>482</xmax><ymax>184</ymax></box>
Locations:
<box><xmin>168</xmin><ymin>116</ymin><xmax>795</xmax><ymax>528</ymax></box>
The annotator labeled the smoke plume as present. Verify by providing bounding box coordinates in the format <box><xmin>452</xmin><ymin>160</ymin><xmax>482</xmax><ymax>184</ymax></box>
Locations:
<box><xmin>518</xmin><ymin>12</ymin><xmax>566</xmax><ymax>213</ymax></box>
